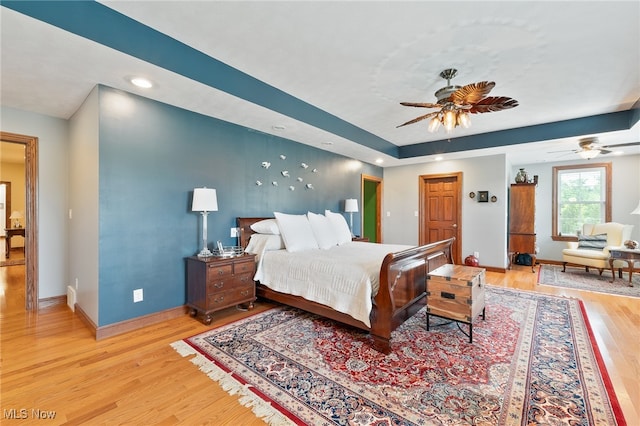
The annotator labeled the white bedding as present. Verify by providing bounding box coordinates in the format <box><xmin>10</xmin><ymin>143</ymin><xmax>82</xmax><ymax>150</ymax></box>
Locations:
<box><xmin>253</xmin><ymin>241</ymin><xmax>414</xmax><ymax>327</ymax></box>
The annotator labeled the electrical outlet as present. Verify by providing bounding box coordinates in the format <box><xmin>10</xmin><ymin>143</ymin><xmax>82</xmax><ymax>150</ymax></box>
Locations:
<box><xmin>473</xmin><ymin>251</ymin><xmax>480</xmax><ymax>258</ymax></box>
<box><xmin>230</xmin><ymin>227</ymin><xmax>239</xmax><ymax>238</ymax></box>
<box><xmin>133</xmin><ymin>288</ymin><xmax>143</xmax><ymax>303</ymax></box>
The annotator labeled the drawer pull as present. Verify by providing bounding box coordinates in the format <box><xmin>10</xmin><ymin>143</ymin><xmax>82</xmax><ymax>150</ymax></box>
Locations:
<box><xmin>214</xmin><ymin>282</ymin><xmax>224</xmax><ymax>289</ymax></box>
<box><xmin>240</xmin><ymin>290</ymin><xmax>249</xmax><ymax>297</ymax></box>
<box><xmin>441</xmin><ymin>291</ymin><xmax>456</xmax><ymax>300</ymax></box>
<box><xmin>214</xmin><ymin>295</ymin><xmax>224</xmax><ymax>303</ymax></box>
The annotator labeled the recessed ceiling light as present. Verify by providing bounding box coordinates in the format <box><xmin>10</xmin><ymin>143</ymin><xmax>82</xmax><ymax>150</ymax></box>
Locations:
<box><xmin>375</xmin><ymin>158</ymin><xmax>383</xmax><ymax>164</ymax></box>
<box><xmin>613</xmin><ymin>150</ymin><xmax>624</xmax><ymax>156</ymax></box>
<box><xmin>130</xmin><ymin>77</ymin><xmax>153</xmax><ymax>88</ymax></box>
<box><xmin>272</xmin><ymin>125</ymin><xmax>286</xmax><ymax>131</ymax></box>
<box><xmin>321</xmin><ymin>141</ymin><xmax>334</xmax><ymax>146</ymax></box>
<box><xmin>434</xmin><ymin>156</ymin><xmax>444</xmax><ymax>161</ymax></box>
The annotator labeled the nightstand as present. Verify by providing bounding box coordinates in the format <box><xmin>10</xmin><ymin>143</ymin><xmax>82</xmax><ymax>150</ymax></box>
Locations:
<box><xmin>352</xmin><ymin>236</ymin><xmax>369</xmax><ymax>242</ymax></box>
<box><xmin>186</xmin><ymin>254</ymin><xmax>256</xmax><ymax>325</ymax></box>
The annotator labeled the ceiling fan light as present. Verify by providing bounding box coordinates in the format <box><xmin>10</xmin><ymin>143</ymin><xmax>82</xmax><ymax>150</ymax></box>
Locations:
<box><xmin>428</xmin><ymin>116</ymin><xmax>441</xmax><ymax>133</ymax></box>
<box><xmin>578</xmin><ymin>149</ymin><xmax>599</xmax><ymax>159</ymax></box>
<box><xmin>443</xmin><ymin>110</ymin><xmax>457</xmax><ymax>131</ymax></box>
<box><xmin>458</xmin><ymin>111</ymin><xmax>471</xmax><ymax>128</ymax></box>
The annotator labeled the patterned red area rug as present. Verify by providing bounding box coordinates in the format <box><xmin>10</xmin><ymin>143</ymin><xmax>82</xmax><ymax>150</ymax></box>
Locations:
<box><xmin>171</xmin><ymin>287</ymin><xmax>626</xmax><ymax>425</ymax></box>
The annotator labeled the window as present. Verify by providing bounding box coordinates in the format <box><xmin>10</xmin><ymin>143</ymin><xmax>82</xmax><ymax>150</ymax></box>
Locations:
<box><xmin>552</xmin><ymin>163</ymin><xmax>611</xmax><ymax>241</ymax></box>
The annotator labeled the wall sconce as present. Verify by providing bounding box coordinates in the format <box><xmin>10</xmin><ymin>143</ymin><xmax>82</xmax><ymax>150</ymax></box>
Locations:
<box><xmin>192</xmin><ymin>188</ymin><xmax>218</xmax><ymax>257</ymax></box>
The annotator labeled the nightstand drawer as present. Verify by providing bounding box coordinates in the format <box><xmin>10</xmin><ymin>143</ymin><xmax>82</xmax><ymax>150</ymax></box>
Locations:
<box><xmin>234</xmin><ymin>260</ymin><xmax>255</xmax><ymax>274</ymax></box>
<box><xmin>206</xmin><ymin>272</ymin><xmax>254</xmax><ymax>293</ymax></box>
<box><xmin>206</xmin><ymin>263</ymin><xmax>233</xmax><ymax>278</ymax></box>
<box><xmin>236</xmin><ymin>272</ymin><xmax>254</xmax><ymax>285</ymax></box>
<box><xmin>207</xmin><ymin>284</ymin><xmax>255</xmax><ymax>308</ymax></box>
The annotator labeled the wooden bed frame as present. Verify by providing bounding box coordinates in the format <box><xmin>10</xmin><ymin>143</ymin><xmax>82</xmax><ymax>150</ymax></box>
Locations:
<box><xmin>237</xmin><ymin>217</ymin><xmax>454</xmax><ymax>354</ymax></box>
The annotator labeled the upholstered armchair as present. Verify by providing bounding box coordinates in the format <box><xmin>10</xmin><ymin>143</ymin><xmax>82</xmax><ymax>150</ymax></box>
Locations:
<box><xmin>562</xmin><ymin>222</ymin><xmax>634</xmax><ymax>275</ymax></box>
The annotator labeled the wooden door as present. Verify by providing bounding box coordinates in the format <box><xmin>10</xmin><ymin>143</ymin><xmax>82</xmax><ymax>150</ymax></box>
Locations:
<box><xmin>419</xmin><ymin>173</ymin><xmax>462</xmax><ymax>263</ymax></box>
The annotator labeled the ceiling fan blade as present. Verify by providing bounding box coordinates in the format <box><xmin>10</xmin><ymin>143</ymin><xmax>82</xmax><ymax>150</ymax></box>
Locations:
<box><xmin>451</xmin><ymin>81</ymin><xmax>495</xmax><ymax>105</ymax></box>
<box><xmin>547</xmin><ymin>149</ymin><xmax>576</xmax><ymax>154</ymax></box>
<box><xmin>602</xmin><ymin>142</ymin><xmax>640</xmax><ymax>148</ymax></box>
<box><xmin>399</xmin><ymin>102</ymin><xmax>442</xmax><ymax>109</ymax></box>
<box><xmin>599</xmin><ymin>149</ymin><xmax>613</xmax><ymax>155</ymax></box>
<box><xmin>396</xmin><ymin>111</ymin><xmax>440</xmax><ymax>128</ymax></box>
<box><xmin>468</xmin><ymin>96</ymin><xmax>519</xmax><ymax>114</ymax></box>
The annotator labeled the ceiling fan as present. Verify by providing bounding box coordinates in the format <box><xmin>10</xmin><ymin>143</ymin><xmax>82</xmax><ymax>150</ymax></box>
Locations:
<box><xmin>551</xmin><ymin>137</ymin><xmax>640</xmax><ymax>159</ymax></box>
<box><xmin>397</xmin><ymin>68</ymin><xmax>519</xmax><ymax>133</ymax></box>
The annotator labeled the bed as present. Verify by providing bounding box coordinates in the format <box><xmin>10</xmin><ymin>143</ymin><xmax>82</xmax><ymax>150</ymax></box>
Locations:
<box><xmin>237</xmin><ymin>216</ymin><xmax>454</xmax><ymax>354</ymax></box>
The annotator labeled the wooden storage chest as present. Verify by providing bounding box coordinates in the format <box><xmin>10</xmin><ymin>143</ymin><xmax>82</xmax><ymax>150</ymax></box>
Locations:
<box><xmin>426</xmin><ymin>263</ymin><xmax>486</xmax><ymax>342</ymax></box>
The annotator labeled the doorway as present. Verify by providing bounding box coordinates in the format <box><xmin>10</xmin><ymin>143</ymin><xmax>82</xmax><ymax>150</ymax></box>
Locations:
<box><xmin>419</xmin><ymin>172</ymin><xmax>462</xmax><ymax>263</ymax></box>
<box><xmin>0</xmin><ymin>132</ymin><xmax>38</xmax><ymax>310</ymax></box>
<box><xmin>361</xmin><ymin>174</ymin><xmax>382</xmax><ymax>243</ymax></box>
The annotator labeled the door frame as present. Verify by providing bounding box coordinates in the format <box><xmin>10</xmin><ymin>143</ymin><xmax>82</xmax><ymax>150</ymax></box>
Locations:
<box><xmin>361</xmin><ymin>174</ymin><xmax>382</xmax><ymax>243</ymax></box>
<box><xmin>1</xmin><ymin>131</ymin><xmax>38</xmax><ymax>311</ymax></box>
<box><xmin>418</xmin><ymin>172</ymin><xmax>462</xmax><ymax>263</ymax></box>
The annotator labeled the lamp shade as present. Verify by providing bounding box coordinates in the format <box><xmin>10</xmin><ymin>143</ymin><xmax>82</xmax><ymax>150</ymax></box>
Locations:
<box><xmin>9</xmin><ymin>211</ymin><xmax>23</xmax><ymax>219</ymax></box>
<box><xmin>344</xmin><ymin>199</ymin><xmax>358</xmax><ymax>213</ymax></box>
<box><xmin>631</xmin><ymin>200</ymin><xmax>640</xmax><ymax>215</ymax></box>
<box><xmin>192</xmin><ymin>188</ymin><xmax>218</xmax><ymax>212</ymax></box>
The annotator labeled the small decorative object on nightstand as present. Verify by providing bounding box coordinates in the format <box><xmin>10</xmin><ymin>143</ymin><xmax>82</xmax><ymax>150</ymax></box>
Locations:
<box><xmin>186</xmin><ymin>254</ymin><xmax>256</xmax><ymax>325</ymax></box>
<box><xmin>352</xmin><ymin>236</ymin><xmax>369</xmax><ymax>242</ymax></box>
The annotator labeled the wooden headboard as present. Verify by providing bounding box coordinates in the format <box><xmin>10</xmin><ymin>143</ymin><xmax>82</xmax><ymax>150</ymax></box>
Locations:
<box><xmin>237</xmin><ymin>217</ymin><xmax>273</xmax><ymax>249</ymax></box>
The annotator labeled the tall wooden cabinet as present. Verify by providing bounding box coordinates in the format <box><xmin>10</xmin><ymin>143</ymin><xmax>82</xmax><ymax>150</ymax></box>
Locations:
<box><xmin>508</xmin><ymin>183</ymin><xmax>537</xmax><ymax>272</ymax></box>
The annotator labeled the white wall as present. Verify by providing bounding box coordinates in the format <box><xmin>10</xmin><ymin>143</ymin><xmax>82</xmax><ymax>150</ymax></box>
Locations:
<box><xmin>382</xmin><ymin>154</ymin><xmax>509</xmax><ymax>268</ymax></box>
<box><xmin>512</xmin><ymin>154</ymin><xmax>640</xmax><ymax>261</ymax></box>
<box><xmin>0</xmin><ymin>106</ymin><xmax>69</xmax><ymax>298</ymax></box>
<box><xmin>68</xmin><ymin>87</ymin><xmax>100</xmax><ymax>324</ymax></box>
<box><xmin>384</xmin><ymin>153</ymin><xmax>640</xmax><ymax>268</ymax></box>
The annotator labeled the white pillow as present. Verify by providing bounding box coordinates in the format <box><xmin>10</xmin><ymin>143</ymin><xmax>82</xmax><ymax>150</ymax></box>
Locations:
<box><xmin>325</xmin><ymin>210</ymin><xmax>352</xmax><ymax>245</ymax></box>
<box><xmin>245</xmin><ymin>234</ymin><xmax>285</xmax><ymax>261</ymax></box>
<box><xmin>250</xmin><ymin>219</ymin><xmax>280</xmax><ymax>235</ymax></box>
<box><xmin>307</xmin><ymin>212</ymin><xmax>339</xmax><ymax>249</ymax></box>
<box><xmin>274</xmin><ymin>212</ymin><xmax>319</xmax><ymax>252</ymax></box>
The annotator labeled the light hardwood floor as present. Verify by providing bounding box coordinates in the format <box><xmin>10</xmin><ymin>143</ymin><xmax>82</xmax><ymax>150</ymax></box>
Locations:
<box><xmin>1</xmin><ymin>262</ymin><xmax>638</xmax><ymax>425</ymax></box>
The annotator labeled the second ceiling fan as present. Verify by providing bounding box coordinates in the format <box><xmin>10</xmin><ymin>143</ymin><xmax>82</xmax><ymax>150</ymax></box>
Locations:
<box><xmin>398</xmin><ymin>68</ymin><xmax>519</xmax><ymax>133</ymax></box>
<box><xmin>550</xmin><ymin>137</ymin><xmax>640</xmax><ymax>159</ymax></box>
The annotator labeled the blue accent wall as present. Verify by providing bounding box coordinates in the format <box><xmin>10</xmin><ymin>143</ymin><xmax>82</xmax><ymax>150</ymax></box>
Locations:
<box><xmin>97</xmin><ymin>86</ymin><xmax>381</xmax><ymax>326</ymax></box>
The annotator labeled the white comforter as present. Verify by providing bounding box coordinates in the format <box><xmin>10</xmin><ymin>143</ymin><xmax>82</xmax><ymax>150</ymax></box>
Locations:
<box><xmin>253</xmin><ymin>242</ymin><xmax>413</xmax><ymax>327</ymax></box>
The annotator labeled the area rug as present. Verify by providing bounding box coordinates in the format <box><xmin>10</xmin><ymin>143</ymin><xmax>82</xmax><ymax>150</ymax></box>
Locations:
<box><xmin>538</xmin><ymin>264</ymin><xmax>640</xmax><ymax>297</ymax></box>
<box><xmin>171</xmin><ymin>287</ymin><xmax>626</xmax><ymax>425</ymax></box>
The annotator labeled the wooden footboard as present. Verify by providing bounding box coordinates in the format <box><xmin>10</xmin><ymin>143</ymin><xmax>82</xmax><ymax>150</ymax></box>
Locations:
<box><xmin>371</xmin><ymin>238</ymin><xmax>454</xmax><ymax>353</ymax></box>
<box><xmin>237</xmin><ymin>217</ymin><xmax>454</xmax><ymax>354</ymax></box>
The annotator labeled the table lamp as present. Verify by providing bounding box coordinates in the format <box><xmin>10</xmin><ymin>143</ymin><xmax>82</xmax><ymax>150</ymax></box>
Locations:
<box><xmin>192</xmin><ymin>188</ymin><xmax>218</xmax><ymax>257</ymax></box>
<box><xmin>344</xmin><ymin>198</ymin><xmax>358</xmax><ymax>236</ymax></box>
<box><xmin>9</xmin><ymin>211</ymin><xmax>23</xmax><ymax>228</ymax></box>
